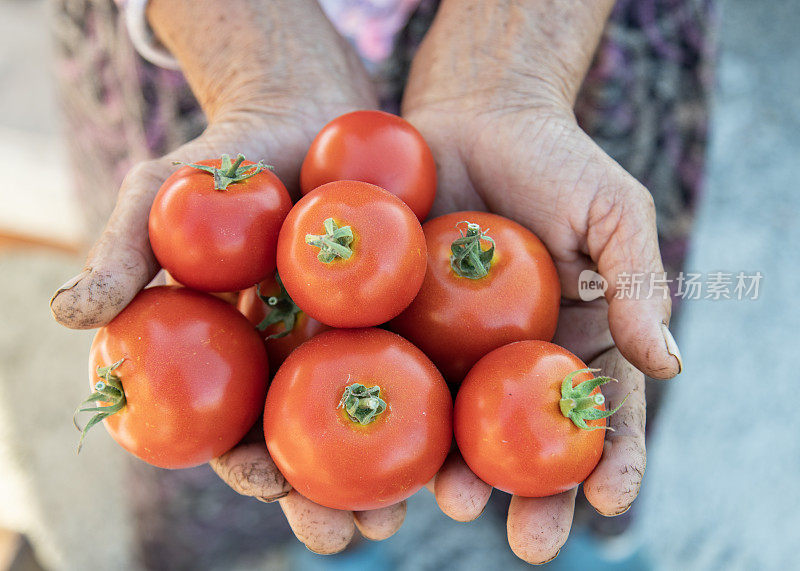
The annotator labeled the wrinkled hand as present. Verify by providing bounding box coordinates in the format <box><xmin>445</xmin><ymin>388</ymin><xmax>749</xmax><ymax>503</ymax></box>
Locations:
<box><xmin>402</xmin><ymin>2</ymin><xmax>682</xmax><ymax>562</ymax></box>
<box><xmin>50</xmin><ymin>0</ymin><xmax>408</xmax><ymax>553</ymax></box>
<box><xmin>209</xmin><ymin>431</ymin><xmax>407</xmax><ymax>553</ymax></box>
<box><xmin>51</xmin><ymin>99</ymin><xmax>408</xmax><ymax>555</ymax></box>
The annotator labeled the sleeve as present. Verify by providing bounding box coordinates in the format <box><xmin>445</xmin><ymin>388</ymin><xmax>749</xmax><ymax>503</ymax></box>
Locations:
<box><xmin>123</xmin><ymin>0</ymin><xmax>181</xmax><ymax>70</ymax></box>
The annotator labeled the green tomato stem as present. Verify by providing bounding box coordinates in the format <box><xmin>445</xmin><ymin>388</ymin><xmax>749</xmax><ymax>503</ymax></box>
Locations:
<box><xmin>73</xmin><ymin>359</ymin><xmax>127</xmax><ymax>453</ymax></box>
<box><xmin>450</xmin><ymin>221</ymin><xmax>495</xmax><ymax>279</ymax></box>
<box><xmin>256</xmin><ymin>272</ymin><xmax>303</xmax><ymax>339</ymax></box>
<box><xmin>559</xmin><ymin>368</ymin><xmax>628</xmax><ymax>431</ymax></box>
<box><xmin>559</xmin><ymin>393</ymin><xmax>605</xmax><ymax>416</ymax></box>
<box><xmin>174</xmin><ymin>153</ymin><xmax>272</xmax><ymax>190</ymax></box>
<box><xmin>223</xmin><ymin>153</ymin><xmax>246</xmax><ymax>177</ymax></box>
<box><xmin>305</xmin><ymin>218</ymin><xmax>354</xmax><ymax>263</ymax></box>
<box><xmin>339</xmin><ymin>383</ymin><xmax>386</xmax><ymax>425</ymax></box>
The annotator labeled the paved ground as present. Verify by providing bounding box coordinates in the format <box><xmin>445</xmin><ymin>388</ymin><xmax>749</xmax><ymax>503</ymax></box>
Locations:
<box><xmin>0</xmin><ymin>1</ymin><xmax>134</xmax><ymax>569</ymax></box>
<box><xmin>0</xmin><ymin>0</ymin><xmax>82</xmax><ymax>248</ymax></box>
<box><xmin>636</xmin><ymin>0</ymin><xmax>800</xmax><ymax>568</ymax></box>
<box><xmin>0</xmin><ymin>251</ymin><xmax>137</xmax><ymax>570</ymax></box>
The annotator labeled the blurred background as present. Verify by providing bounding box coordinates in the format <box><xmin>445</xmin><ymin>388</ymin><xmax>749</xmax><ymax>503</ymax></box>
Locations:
<box><xmin>0</xmin><ymin>0</ymin><xmax>798</xmax><ymax>569</ymax></box>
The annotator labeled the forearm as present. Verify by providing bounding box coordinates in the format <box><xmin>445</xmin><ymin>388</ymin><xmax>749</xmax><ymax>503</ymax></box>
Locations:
<box><xmin>147</xmin><ymin>0</ymin><xmax>371</xmax><ymax>121</ymax></box>
<box><xmin>407</xmin><ymin>0</ymin><xmax>614</xmax><ymax>109</ymax></box>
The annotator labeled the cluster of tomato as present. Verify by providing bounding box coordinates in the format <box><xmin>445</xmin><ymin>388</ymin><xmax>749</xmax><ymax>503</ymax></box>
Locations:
<box><xmin>76</xmin><ymin>111</ymin><xmax>623</xmax><ymax>512</ymax></box>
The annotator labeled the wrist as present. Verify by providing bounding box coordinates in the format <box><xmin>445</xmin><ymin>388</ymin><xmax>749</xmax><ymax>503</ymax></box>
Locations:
<box><xmin>147</xmin><ymin>0</ymin><xmax>374</xmax><ymax>122</ymax></box>
<box><xmin>406</xmin><ymin>0</ymin><xmax>613</xmax><ymax>112</ymax></box>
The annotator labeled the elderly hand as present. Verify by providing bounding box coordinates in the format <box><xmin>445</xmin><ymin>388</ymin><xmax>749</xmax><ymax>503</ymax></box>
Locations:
<box><xmin>50</xmin><ymin>0</ymin><xmax>407</xmax><ymax>554</ymax></box>
<box><xmin>402</xmin><ymin>0</ymin><xmax>682</xmax><ymax>563</ymax></box>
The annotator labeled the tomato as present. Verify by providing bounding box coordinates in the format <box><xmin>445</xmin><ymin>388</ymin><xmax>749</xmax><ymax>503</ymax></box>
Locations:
<box><xmin>455</xmin><ymin>340</ymin><xmax>623</xmax><ymax>497</ymax></box>
<box><xmin>149</xmin><ymin>154</ymin><xmax>292</xmax><ymax>292</ymax></box>
<box><xmin>237</xmin><ymin>272</ymin><xmax>331</xmax><ymax>371</ymax></box>
<box><xmin>264</xmin><ymin>328</ymin><xmax>452</xmax><ymax>511</ymax></box>
<box><xmin>277</xmin><ymin>180</ymin><xmax>427</xmax><ymax>328</ymax></box>
<box><xmin>79</xmin><ymin>286</ymin><xmax>268</xmax><ymax>469</ymax></box>
<box><xmin>163</xmin><ymin>269</ymin><xmax>239</xmax><ymax>305</ymax></box>
<box><xmin>300</xmin><ymin>110</ymin><xmax>436</xmax><ymax>221</ymax></box>
<box><xmin>389</xmin><ymin>211</ymin><xmax>560</xmax><ymax>383</ymax></box>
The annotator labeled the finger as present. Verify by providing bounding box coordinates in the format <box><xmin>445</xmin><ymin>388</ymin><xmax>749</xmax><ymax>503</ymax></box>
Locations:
<box><xmin>582</xmin><ymin>347</ymin><xmax>646</xmax><ymax>516</ymax></box>
<box><xmin>49</xmin><ymin>158</ymin><xmax>168</xmax><ymax>329</ymax></box>
<box><xmin>434</xmin><ymin>451</ymin><xmax>492</xmax><ymax>522</ymax></box>
<box><xmin>507</xmin><ymin>487</ymin><xmax>577</xmax><ymax>564</ymax></box>
<box><xmin>584</xmin><ymin>159</ymin><xmax>682</xmax><ymax>379</ymax></box>
<box><xmin>353</xmin><ymin>501</ymin><xmax>407</xmax><ymax>541</ymax></box>
<box><xmin>279</xmin><ymin>491</ymin><xmax>355</xmax><ymax>554</ymax></box>
<box><xmin>209</xmin><ymin>442</ymin><xmax>290</xmax><ymax>502</ymax></box>
<box><xmin>552</xmin><ymin>300</ymin><xmax>614</xmax><ymax>363</ymax></box>
<box><xmin>49</xmin><ymin>125</ymin><xmax>240</xmax><ymax>330</ymax></box>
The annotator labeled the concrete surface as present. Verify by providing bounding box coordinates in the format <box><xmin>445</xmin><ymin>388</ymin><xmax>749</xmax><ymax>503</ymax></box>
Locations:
<box><xmin>0</xmin><ymin>0</ymin><xmax>82</xmax><ymax>248</ymax></box>
<box><xmin>636</xmin><ymin>0</ymin><xmax>800</xmax><ymax>568</ymax></box>
<box><xmin>0</xmin><ymin>2</ymin><xmax>134</xmax><ymax>569</ymax></box>
<box><xmin>0</xmin><ymin>1</ymin><xmax>135</xmax><ymax>569</ymax></box>
<box><xmin>0</xmin><ymin>251</ymin><xmax>136</xmax><ymax>571</ymax></box>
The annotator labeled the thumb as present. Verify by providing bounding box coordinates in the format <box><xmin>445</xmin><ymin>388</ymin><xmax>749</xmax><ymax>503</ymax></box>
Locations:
<box><xmin>49</xmin><ymin>158</ymin><xmax>168</xmax><ymax>329</ymax></box>
<box><xmin>587</xmin><ymin>161</ymin><xmax>683</xmax><ymax>379</ymax></box>
<box><xmin>49</xmin><ymin>130</ymin><xmax>232</xmax><ymax>329</ymax></box>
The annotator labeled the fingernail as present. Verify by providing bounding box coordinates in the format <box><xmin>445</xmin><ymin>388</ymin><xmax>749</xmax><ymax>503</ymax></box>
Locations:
<box><xmin>256</xmin><ymin>491</ymin><xmax>290</xmax><ymax>503</ymax></box>
<box><xmin>535</xmin><ymin>548</ymin><xmax>561</xmax><ymax>565</ymax></box>
<box><xmin>613</xmin><ymin>503</ymin><xmax>633</xmax><ymax>516</ymax></box>
<box><xmin>50</xmin><ymin>269</ymin><xmax>91</xmax><ymax>307</ymax></box>
<box><xmin>306</xmin><ymin>544</ymin><xmax>339</xmax><ymax>556</ymax></box>
<box><xmin>596</xmin><ymin>503</ymin><xmax>632</xmax><ymax>517</ymax></box>
<box><xmin>661</xmin><ymin>323</ymin><xmax>683</xmax><ymax>374</ymax></box>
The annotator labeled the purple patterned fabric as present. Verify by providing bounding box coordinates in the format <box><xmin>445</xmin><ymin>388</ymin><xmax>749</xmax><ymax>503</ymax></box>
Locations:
<box><xmin>52</xmin><ymin>0</ymin><xmax>204</xmax><ymax>241</ymax></box>
<box><xmin>319</xmin><ymin>0</ymin><xmax>424</xmax><ymax>70</ymax></box>
<box><xmin>576</xmin><ymin>0</ymin><xmax>716</xmax><ymax>281</ymax></box>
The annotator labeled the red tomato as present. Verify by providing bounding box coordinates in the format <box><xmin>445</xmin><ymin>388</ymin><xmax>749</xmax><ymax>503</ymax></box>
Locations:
<box><xmin>237</xmin><ymin>273</ymin><xmax>331</xmax><ymax>371</ymax></box>
<box><xmin>163</xmin><ymin>270</ymin><xmax>239</xmax><ymax>305</ymax></box>
<box><xmin>149</xmin><ymin>154</ymin><xmax>292</xmax><ymax>292</ymax></box>
<box><xmin>300</xmin><ymin>110</ymin><xmax>436</xmax><ymax>221</ymax></box>
<box><xmin>455</xmin><ymin>340</ymin><xmax>621</xmax><ymax>497</ymax></box>
<box><xmin>264</xmin><ymin>328</ymin><xmax>452</xmax><ymax>511</ymax></box>
<box><xmin>389</xmin><ymin>212</ymin><xmax>560</xmax><ymax>383</ymax></box>
<box><xmin>277</xmin><ymin>180</ymin><xmax>427</xmax><ymax>328</ymax></box>
<box><xmin>81</xmin><ymin>286</ymin><xmax>268</xmax><ymax>469</ymax></box>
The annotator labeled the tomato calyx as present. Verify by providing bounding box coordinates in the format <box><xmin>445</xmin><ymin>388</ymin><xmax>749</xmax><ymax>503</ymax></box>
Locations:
<box><xmin>450</xmin><ymin>221</ymin><xmax>495</xmax><ymax>279</ymax></box>
<box><xmin>73</xmin><ymin>359</ymin><xmax>127</xmax><ymax>453</ymax></box>
<box><xmin>175</xmin><ymin>153</ymin><xmax>272</xmax><ymax>191</ymax></box>
<box><xmin>256</xmin><ymin>272</ymin><xmax>302</xmax><ymax>339</ymax></box>
<box><xmin>559</xmin><ymin>368</ymin><xmax>628</xmax><ymax>431</ymax></box>
<box><xmin>305</xmin><ymin>218</ymin><xmax>354</xmax><ymax>263</ymax></box>
<box><xmin>339</xmin><ymin>382</ymin><xmax>387</xmax><ymax>425</ymax></box>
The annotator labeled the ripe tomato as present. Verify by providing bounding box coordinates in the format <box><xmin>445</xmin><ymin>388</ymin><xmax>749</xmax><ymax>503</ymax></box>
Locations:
<box><xmin>455</xmin><ymin>340</ymin><xmax>623</xmax><ymax>497</ymax></box>
<box><xmin>276</xmin><ymin>180</ymin><xmax>427</xmax><ymax>328</ymax></box>
<box><xmin>389</xmin><ymin>212</ymin><xmax>560</xmax><ymax>383</ymax></box>
<box><xmin>149</xmin><ymin>154</ymin><xmax>292</xmax><ymax>292</ymax></box>
<box><xmin>79</xmin><ymin>286</ymin><xmax>268</xmax><ymax>469</ymax></box>
<box><xmin>264</xmin><ymin>328</ymin><xmax>452</xmax><ymax>511</ymax></box>
<box><xmin>237</xmin><ymin>272</ymin><xmax>330</xmax><ymax>371</ymax></box>
<box><xmin>300</xmin><ymin>110</ymin><xmax>436</xmax><ymax>221</ymax></box>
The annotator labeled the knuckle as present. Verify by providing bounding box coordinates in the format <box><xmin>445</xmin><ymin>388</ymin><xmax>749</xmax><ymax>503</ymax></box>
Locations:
<box><xmin>211</xmin><ymin>448</ymin><xmax>288</xmax><ymax>497</ymax></box>
<box><xmin>118</xmin><ymin>158</ymin><xmax>173</xmax><ymax>200</ymax></box>
<box><xmin>629</xmin><ymin>183</ymin><xmax>656</xmax><ymax>217</ymax></box>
